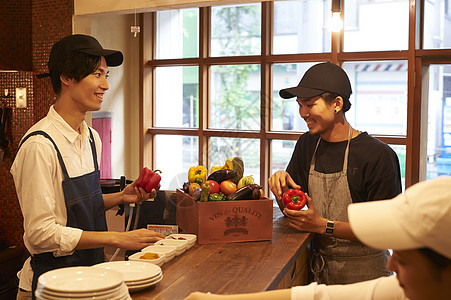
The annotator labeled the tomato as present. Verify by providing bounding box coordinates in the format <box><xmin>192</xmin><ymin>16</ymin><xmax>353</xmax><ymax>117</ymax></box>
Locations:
<box><xmin>282</xmin><ymin>189</ymin><xmax>307</xmax><ymax>210</ymax></box>
<box><xmin>201</xmin><ymin>180</ymin><xmax>220</xmax><ymax>194</ymax></box>
<box><xmin>219</xmin><ymin>180</ymin><xmax>237</xmax><ymax>196</ymax></box>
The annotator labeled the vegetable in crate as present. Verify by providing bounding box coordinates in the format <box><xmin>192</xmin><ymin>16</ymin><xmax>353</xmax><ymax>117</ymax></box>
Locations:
<box><xmin>237</xmin><ymin>175</ymin><xmax>255</xmax><ymax>189</ymax></box>
<box><xmin>208</xmin><ymin>192</ymin><xmax>226</xmax><ymax>201</ymax></box>
<box><xmin>201</xmin><ymin>180</ymin><xmax>220</xmax><ymax>194</ymax></box>
<box><xmin>207</xmin><ymin>169</ymin><xmax>237</xmax><ymax>184</ymax></box>
<box><xmin>199</xmin><ymin>182</ymin><xmax>211</xmax><ymax>202</ymax></box>
<box><xmin>194</xmin><ymin>176</ymin><xmax>206</xmax><ymax>185</ymax></box>
<box><xmin>189</xmin><ymin>183</ymin><xmax>201</xmax><ymax>195</ymax></box>
<box><xmin>221</xmin><ymin>157</ymin><xmax>244</xmax><ymax>185</ymax></box>
<box><xmin>226</xmin><ymin>184</ymin><xmax>262</xmax><ymax>201</ymax></box>
<box><xmin>135</xmin><ymin>167</ymin><xmax>162</xmax><ymax>193</ymax></box>
<box><xmin>219</xmin><ymin>180</ymin><xmax>237</xmax><ymax>196</ymax></box>
<box><xmin>282</xmin><ymin>189</ymin><xmax>307</xmax><ymax>210</ymax></box>
<box><xmin>192</xmin><ymin>188</ymin><xmax>202</xmax><ymax>201</ymax></box>
<box><xmin>182</xmin><ymin>182</ymin><xmax>191</xmax><ymax>194</ymax></box>
<box><xmin>210</xmin><ymin>165</ymin><xmax>222</xmax><ymax>174</ymax></box>
<box><xmin>188</xmin><ymin>165</ymin><xmax>207</xmax><ymax>183</ymax></box>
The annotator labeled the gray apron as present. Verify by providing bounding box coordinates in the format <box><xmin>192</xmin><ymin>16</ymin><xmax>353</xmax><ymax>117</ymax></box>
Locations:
<box><xmin>308</xmin><ymin>127</ymin><xmax>391</xmax><ymax>284</ymax></box>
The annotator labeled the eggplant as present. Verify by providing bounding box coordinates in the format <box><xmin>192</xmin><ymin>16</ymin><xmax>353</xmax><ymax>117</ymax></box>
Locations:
<box><xmin>226</xmin><ymin>184</ymin><xmax>262</xmax><ymax>201</ymax></box>
<box><xmin>207</xmin><ymin>169</ymin><xmax>237</xmax><ymax>184</ymax></box>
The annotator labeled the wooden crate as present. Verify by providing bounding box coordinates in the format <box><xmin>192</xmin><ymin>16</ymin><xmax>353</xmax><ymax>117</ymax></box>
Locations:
<box><xmin>176</xmin><ymin>189</ymin><xmax>273</xmax><ymax>244</ymax></box>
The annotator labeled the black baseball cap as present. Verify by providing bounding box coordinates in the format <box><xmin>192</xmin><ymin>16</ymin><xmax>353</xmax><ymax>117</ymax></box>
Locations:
<box><xmin>279</xmin><ymin>62</ymin><xmax>352</xmax><ymax>99</ymax></box>
<box><xmin>37</xmin><ymin>34</ymin><xmax>124</xmax><ymax>79</ymax></box>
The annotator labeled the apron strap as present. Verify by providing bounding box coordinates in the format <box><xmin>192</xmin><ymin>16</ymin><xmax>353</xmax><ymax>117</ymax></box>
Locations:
<box><xmin>341</xmin><ymin>126</ymin><xmax>353</xmax><ymax>173</ymax></box>
<box><xmin>87</xmin><ymin>127</ymin><xmax>99</xmax><ymax>171</ymax></box>
<box><xmin>18</xmin><ymin>128</ymin><xmax>99</xmax><ymax>178</ymax></box>
<box><xmin>309</xmin><ymin>125</ymin><xmax>354</xmax><ymax>173</ymax></box>
<box><xmin>18</xmin><ymin>131</ymin><xmax>69</xmax><ymax>179</ymax></box>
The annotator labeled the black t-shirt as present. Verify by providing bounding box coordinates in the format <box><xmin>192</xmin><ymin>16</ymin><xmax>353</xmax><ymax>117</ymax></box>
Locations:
<box><xmin>286</xmin><ymin>132</ymin><xmax>402</xmax><ymax>203</ymax></box>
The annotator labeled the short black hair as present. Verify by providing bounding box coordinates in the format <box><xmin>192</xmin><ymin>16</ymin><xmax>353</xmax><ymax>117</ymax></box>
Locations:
<box><xmin>50</xmin><ymin>52</ymin><xmax>101</xmax><ymax>95</ymax></box>
<box><xmin>322</xmin><ymin>92</ymin><xmax>352</xmax><ymax>112</ymax></box>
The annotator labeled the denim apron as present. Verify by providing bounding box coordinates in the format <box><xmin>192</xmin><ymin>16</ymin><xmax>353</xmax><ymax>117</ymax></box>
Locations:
<box><xmin>18</xmin><ymin>129</ymin><xmax>107</xmax><ymax>299</ymax></box>
<box><xmin>308</xmin><ymin>127</ymin><xmax>391</xmax><ymax>284</ymax></box>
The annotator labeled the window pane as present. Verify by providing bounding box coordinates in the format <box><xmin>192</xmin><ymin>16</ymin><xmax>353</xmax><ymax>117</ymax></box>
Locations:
<box><xmin>343</xmin><ymin>0</ymin><xmax>408</xmax><ymax>52</ymax></box>
<box><xmin>273</xmin><ymin>0</ymin><xmax>331</xmax><ymax>54</ymax></box>
<box><xmin>210</xmin><ymin>64</ymin><xmax>261</xmax><ymax>130</ymax></box>
<box><xmin>209</xmin><ymin>137</ymin><xmax>260</xmax><ymax>185</ymax></box>
<box><xmin>343</xmin><ymin>61</ymin><xmax>408</xmax><ymax>135</ymax></box>
<box><xmin>156</xmin><ymin>8</ymin><xmax>199</xmax><ymax>59</ymax></box>
<box><xmin>390</xmin><ymin>144</ymin><xmax>406</xmax><ymax>190</ymax></box>
<box><xmin>272</xmin><ymin>63</ymin><xmax>316</xmax><ymax>131</ymax></box>
<box><xmin>269</xmin><ymin>140</ymin><xmax>296</xmax><ymax>205</ymax></box>
<box><xmin>271</xmin><ymin>139</ymin><xmax>296</xmax><ymax>175</ymax></box>
<box><xmin>155</xmin><ymin>66</ymin><xmax>199</xmax><ymax>128</ymax></box>
<box><xmin>426</xmin><ymin>64</ymin><xmax>451</xmax><ymax>179</ymax></box>
<box><xmin>424</xmin><ymin>0</ymin><xmax>451</xmax><ymax>49</ymax></box>
<box><xmin>155</xmin><ymin>135</ymin><xmax>198</xmax><ymax>190</ymax></box>
<box><xmin>211</xmin><ymin>4</ymin><xmax>261</xmax><ymax>57</ymax></box>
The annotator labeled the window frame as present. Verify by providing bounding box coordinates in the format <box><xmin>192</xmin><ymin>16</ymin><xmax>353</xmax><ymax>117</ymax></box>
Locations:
<box><xmin>141</xmin><ymin>0</ymin><xmax>451</xmax><ymax>192</ymax></box>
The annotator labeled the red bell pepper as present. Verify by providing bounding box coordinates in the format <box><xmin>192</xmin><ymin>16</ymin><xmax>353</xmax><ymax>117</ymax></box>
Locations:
<box><xmin>136</xmin><ymin>167</ymin><xmax>162</xmax><ymax>193</ymax></box>
<box><xmin>282</xmin><ymin>189</ymin><xmax>307</xmax><ymax>210</ymax></box>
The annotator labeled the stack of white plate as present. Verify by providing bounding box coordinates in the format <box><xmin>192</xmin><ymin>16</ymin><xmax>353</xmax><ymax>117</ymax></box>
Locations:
<box><xmin>93</xmin><ymin>261</ymin><xmax>163</xmax><ymax>292</ymax></box>
<box><xmin>35</xmin><ymin>266</ymin><xmax>131</xmax><ymax>300</ymax></box>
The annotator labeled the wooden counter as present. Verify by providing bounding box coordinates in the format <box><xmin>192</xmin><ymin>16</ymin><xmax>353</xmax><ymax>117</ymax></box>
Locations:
<box><xmin>131</xmin><ymin>208</ymin><xmax>312</xmax><ymax>299</ymax></box>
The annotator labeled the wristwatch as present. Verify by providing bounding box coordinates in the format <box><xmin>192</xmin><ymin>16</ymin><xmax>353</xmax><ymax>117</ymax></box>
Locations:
<box><xmin>325</xmin><ymin>220</ymin><xmax>335</xmax><ymax>235</ymax></box>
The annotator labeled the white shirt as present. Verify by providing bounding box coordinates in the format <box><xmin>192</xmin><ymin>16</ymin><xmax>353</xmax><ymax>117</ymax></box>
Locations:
<box><xmin>292</xmin><ymin>276</ymin><xmax>407</xmax><ymax>300</ymax></box>
<box><xmin>10</xmin><ymin>105</ymin><xmax>102</xmax><ymax>291</ymax></box>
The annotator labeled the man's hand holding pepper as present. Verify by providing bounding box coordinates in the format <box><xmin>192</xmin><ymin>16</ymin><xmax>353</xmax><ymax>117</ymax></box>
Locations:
<box><xmin>268</xmin><ymin>170</ymin><xmax>301</xmax><ymax>200</ymax></box>
<box><xmin>284</xmin><ymin>193</ymin><xmax>327</xmax><ymax>234</ymax></box>
<box><xmin>123</xmin><ymin>181</ymin><xmax>160</xmax><ymax>204</ymax></box>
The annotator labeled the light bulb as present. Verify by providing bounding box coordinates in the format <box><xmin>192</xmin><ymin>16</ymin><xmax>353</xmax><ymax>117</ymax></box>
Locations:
<box><xmin>331</xmin><ymin>12</ymin><xmax>343</xmax><ymax>32</ymax></box>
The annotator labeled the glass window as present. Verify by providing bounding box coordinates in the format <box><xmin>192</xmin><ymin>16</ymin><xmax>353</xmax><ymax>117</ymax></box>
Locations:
<box><xmin>390</xmin><ymin>144</ymin><xmax>406</xmax><ymax>189</ymax></box>
<box><xmin>425</xmin><ymin>64</ymin><xmax>451</xmax><ymax>179</ymax></box>
<box><xmin>272</xmin><ymin>63</ymin><xmax>316</xmax><ymax>131</ymax></box>
<box><xmin>343</xmin><ymin>61</ymin><xmax>408</xmax><ymax>135</ymax></box>
<box><xmin>273</xmin><ymin>0</ymin><xmax>331</xmax><ymax>54</ymax></box>
<box><xmin>424</xmin><ymin>0</ymin><xmax>451</xmax><ymax>49</ymax></box>
<box><xmin>155</xmin><ymin>135</ymin><xmax>198</xmax><ymax>190</ymax></box>
<box><xmin>211</xmin><ymin>3</ymin><xmax>261</xmax><ymax>57</ymax></box>
<box><xmin>155</xmin><ymin>66</ymin><xmax>199</xmax><ymax>128</ymax></box>
<box><xmin>156</xmin><ymin>8</ymin><xmax>199</xmax><ymax>59</ymax></box>
<box><xmin>209</xmin><ymin>137</ymin><xmax>261</xmax><ymax>185</ymax></box>
<box><xmin>343</xmin><ymin>0</ymin><xmax>409</xmax><ymax>52</ymax></box>
<box><xmin>271</xmin><ymin>140</ymin><xmax>296</xmax><ymax>175</ymax></box>
<box><xmin>210</xmin><ymin>64</ymin><xmax>261</xmax><ymax>130</ymax></box>
<box><xmin>269</xmin><ymin>139</ymin><xmax>297</xmax><ymax>205</ymax></box>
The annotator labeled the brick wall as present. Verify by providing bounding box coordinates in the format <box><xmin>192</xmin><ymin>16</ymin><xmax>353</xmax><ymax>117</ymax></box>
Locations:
<box><xmin>0</xmin><ymin>0</ymin><xmax>73</xmax><ymax>252</ymax></box>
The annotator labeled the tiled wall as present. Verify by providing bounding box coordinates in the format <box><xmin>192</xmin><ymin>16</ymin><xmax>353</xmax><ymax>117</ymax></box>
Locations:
<box><xmin>0</xmin><ymin>0</ymin><xmax>73</xmax><ymax>252</ymax></box>
<box><xmin>0</xmin><ymin>1</ymin><xmax>32</xmax><ymax>71</ymax></box>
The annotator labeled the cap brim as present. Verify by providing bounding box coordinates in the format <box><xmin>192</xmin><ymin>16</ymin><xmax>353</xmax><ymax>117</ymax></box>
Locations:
<box><xmin>348</xmin><ymin>196</ymin><xmax>422</xmax><ymax>251</ymax></box>
<box><xmin>279</xmin><ymin>86</ymin><xmax>325</xmax><ymax>99</ymax></box>
<box><xmin>78</xmin><ymin>48</ymin><xmax>124</xmax><ymax>67</ymax></box>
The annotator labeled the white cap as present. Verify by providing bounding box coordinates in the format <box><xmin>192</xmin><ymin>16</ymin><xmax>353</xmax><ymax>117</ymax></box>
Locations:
<box><xmin>348</xmin><ymin>176</ymin><xmax>451</xmax><ymax>260</ymax></box>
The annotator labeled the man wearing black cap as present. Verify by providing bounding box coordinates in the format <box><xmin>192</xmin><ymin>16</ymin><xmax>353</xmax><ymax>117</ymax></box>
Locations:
<box><xmin>11</xmin><ymin>34</ymin><xmax>165</xmax><ymax>299</ymax></box>
<box><xmin>268</xmin><ymin>62</ymin><xmax>402</xmax><ymax>284</ymax></box>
